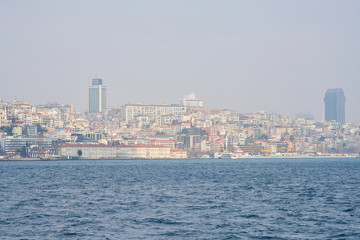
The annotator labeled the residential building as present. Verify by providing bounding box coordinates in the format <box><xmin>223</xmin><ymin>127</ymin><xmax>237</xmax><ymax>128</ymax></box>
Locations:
<box><xmin>0</xmin><ymin>109</ymin><xmax>8</xmax><ymax>125</ymax></box>
<box><xmin>149</xmin><ymin>139</ymin><xmax>175</xmax><ymax>148</ymax></box>
<box><xmin>12</xmin><ymin>127</ymin><xmax>22</xmax><ymax>137</ymax></box>
<box><xmin>27</xmin><ymin>125</ymin><xmax>38</xmax><ymax>138</ymax></box>
<box><xmin>121</xmin><ymin>104</ymin><xmax>185</xmax><ymax>124</ymax></box>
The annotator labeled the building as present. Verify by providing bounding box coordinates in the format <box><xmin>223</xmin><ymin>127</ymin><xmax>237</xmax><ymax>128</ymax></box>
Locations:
<box><xmin>28</xmin><ymin>148</ymin><xmax>55</xmax><ymax>158</ymax></box>
<box><xmin>170</xmin><ymin>149</ymin><xmax>188</xmax><ymax>158</ymax></box>
<box><xmin>89</xmin><ymin>78</ymin><xmax>107</xmax><ymax>113</ymax></box>
<box><xmin>324</xmin><ymin>88</ymin><xmax>346</xmax><ymax>125</ymax></box>
<box><xmin>12</xmin><ymin>127</ymin><xmax>23</xmax><ymax>137</ymax></box>
<box><xmin>296</xmin><ymin>113</ymin><xmax>314</xmax><ymax>120</ymax></box>
<box><xmin>1</xmin><ymin>137</ymin><xmax>53</xmax><ymax>155</ymax></box>
<box><xmin>182</xmin><ymin>135</ymin><xmax>201</xmax><ymax>151</ymax></box>
<box><xmin>0</xmin><ymin>109</ymin><xmax>8</xmax><ymax>125</ymax></box>
<box><xmin>149</xmin><ymin>139</ymin><xmax>175</xmax><ymax>148</ymax></box>
<box><xmin>182</xmin><ymin>93</ymin><xmax>204</xmax><ymax>108</ymax></box>
<box><xmin>57</xmin><ymin>143</ymin><xmax>172</xmax><ymax>159</ymax></box>
<box><xmin>27</xmin><ymin>125</ymin><xmax>38</xmax><ymax>138</ymax></box>
<box><xmin>121</xmin><ymin>104</ymin><xmax>186</xmax><ymax>124</ymax></box>
<box><xmin>85</xmin><ymin>131</ymin><xmax>103</xmax><ymax>141</ymax></box>
<box><xmin>238</xmin><ymin>145</ymin><xmax>264</xmax><ymax>155</ymax></box>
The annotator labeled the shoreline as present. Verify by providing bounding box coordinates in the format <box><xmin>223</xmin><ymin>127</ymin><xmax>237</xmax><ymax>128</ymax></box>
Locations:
<box><xmin>1</xmin><ymin>155</ymin><xmax>359</xmax><ymax>161</ymax></box>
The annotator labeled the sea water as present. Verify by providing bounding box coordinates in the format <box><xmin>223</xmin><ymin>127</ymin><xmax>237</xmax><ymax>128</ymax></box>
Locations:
<box><xmin>1</xmin><ymin>158</ymin><xmax>360</xmax><ymax>239</ymax></box>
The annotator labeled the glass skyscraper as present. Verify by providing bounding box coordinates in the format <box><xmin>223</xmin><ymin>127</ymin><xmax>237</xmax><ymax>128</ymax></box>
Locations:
<box><xmin>324</xmin><ymin>88</ymin><xmax>345</xmax><ymax>125</ymax></box>
<box><xmin>89</xmin><ymin>78</ymin><xmax>106</xmax><ymax>113</ymax></box>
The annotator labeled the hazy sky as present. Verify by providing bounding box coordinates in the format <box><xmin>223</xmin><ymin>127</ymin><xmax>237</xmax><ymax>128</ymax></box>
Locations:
<box><xmin>1</xmin><ymin>1</ymin><xmax>359</xmax><ymax>121</ymax></box>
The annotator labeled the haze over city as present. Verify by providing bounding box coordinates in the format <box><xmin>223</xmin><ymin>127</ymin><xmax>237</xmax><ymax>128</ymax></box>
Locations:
<box><xmin>2</xmin><ymin>2</ymin><xmax>360</xmax><ymax>239</ymax></box>
<box><xmin>1</xmin><ymin>1</ymin><xmax>359</xmax><ymax>121</ymax></box>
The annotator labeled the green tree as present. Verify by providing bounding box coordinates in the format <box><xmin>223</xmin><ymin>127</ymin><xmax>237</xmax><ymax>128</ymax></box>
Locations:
<box><xmin>258</xmin><ymin>134</ymin><xmax>268</xmax><ymax>140</ymax></box>
<box><xmin>171</xmin><ymin>120</ymin><xmax>180</xmax><ymax>126</ymax></box>
<box><xmin>17</xmin><ymin>146</ymin><xmax>27</xmax><ymax>158</ymax></box>
<box><xmin>77</xmin><ymin>149</ymin><xmax>82</xmax><ymax>158</ymax></box>
<box><xmin>0</xmin><ymin>126</ymin><xmax>13</xmax><ymax>136</ymax></box>
<box><xmin>36</xmin><ymin>124</ymin><xmax>47</xmax><ymax>137</ymax></box>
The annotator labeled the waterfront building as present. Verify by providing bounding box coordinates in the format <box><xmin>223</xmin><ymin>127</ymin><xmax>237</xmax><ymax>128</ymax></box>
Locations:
<box><xmin>1</xmin><ymin>137</ymin><xmax>53</xmax><ymax>155</ymax></box>
<box><xmin>238</xmin><ymin>145</ymin><xmax>264</xmax><ymax>155</ymax></box>
<box><xmin>324</xmin><ymin>88</ymin><xmax>346</xmax><ymax>125</ymax></box>
<box><xmin>181</xmin><ymin>135</ymin><xmax>202</xmax><ymax>151</ymax></box>
<box><xmin>89</xmin><ymin>78</ymin><xmax>106</xmax><ymax>113</ymax></box>
<box><xmin>170</xmin><ymin>149</ymin><xmax>188</xmax><ymax>158</ymax></box>
<box><xmin>57</xmin><ymin>143</ymin><xmax>172</xmax><ymax>159</ymax></box>
<box><xmin>28</xmin><ymin>148</ymin><xmax>55</xmax><ymax>158</ymax></box>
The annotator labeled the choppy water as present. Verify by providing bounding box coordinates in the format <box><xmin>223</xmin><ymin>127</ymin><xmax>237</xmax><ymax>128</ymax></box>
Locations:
<box><xmin>1</xmin><ymin>158</ymin><xmax>360</xmax><ymax>239</ymax></box>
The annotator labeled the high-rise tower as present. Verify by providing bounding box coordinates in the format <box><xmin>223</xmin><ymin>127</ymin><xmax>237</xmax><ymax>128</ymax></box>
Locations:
<box><xmin>89</xmin><ymin>78</ymin><xmax>106</xmax><ymax>113</ymax></box>
<box><xmin>324</xmin><ymin>88</ymin><xmax>345</xmax><ymax>125</ymax></box>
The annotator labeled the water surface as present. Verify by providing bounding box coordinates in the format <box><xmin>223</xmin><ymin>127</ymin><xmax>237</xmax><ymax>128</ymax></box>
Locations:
<box><xmin>1</xmin><ymin>158</ymin><xmax>360</xmax><ymax>239</ymax></box>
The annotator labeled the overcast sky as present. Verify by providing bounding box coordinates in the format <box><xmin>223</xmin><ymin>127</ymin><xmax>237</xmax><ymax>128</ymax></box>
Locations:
<box><xmin>0</xmin><ymin>0</ymin><xmax>359</xmax><ymax>121</ymax></box>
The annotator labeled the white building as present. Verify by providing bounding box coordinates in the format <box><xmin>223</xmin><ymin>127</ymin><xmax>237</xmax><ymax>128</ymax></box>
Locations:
<box><xmin>121</xmin><ymin>104</ymin><xmax>185</xmax><ymax>124</ymax></box>
<box><xmin>57</xmin><ymin>143</ymin><xmax>174</xmax><ymax>159</ymax></box>
<box><xmin>182</xmin><ymin>93</ymin><xmax>204</xmax><ymax>108</ymax></box>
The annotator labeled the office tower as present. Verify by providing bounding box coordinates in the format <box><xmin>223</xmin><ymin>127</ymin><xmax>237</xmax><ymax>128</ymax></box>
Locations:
<box><xmin>324</xmin><ymin>88</ymin><xmax>346</xmax><ymax>125</ymax></box>
<box><xmin>89</xmin><ymin>78</ymin><xmax>106</xmax><ymax>113</ymax></box>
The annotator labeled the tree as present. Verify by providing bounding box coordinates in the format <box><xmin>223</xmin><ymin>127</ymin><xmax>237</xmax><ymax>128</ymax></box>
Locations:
<box><xmin>77</xmin><ymin>149</ymin><xmax>82</xmax><ymax>158</ymax></box>
<box><xmin>0</xmin><ymin>126</ymin><xmax>13</xmax><ymax>136</ymax></box>
<box><xmin>258</xmin><ymin>134</ymin><xmax>268</xmax><ymax>140</ymax></box>
<box><xmin>36</xmin><ymin>124</ymin><xmax>47</xmax><ymax>137</ymax></box>
<box><xmin>17</xmin><ymin>146</ymin><xmax>27</xmax><ymax>158</ymax></box>
<box><xmin>171</xmin><ymin>120</ymin><xmax>180</xmax><ymax>126</ymax></box>
<box><xmin>245</xmin><ymin>137</ymin><xmax>254</xmax><ymax>145</ymax></box>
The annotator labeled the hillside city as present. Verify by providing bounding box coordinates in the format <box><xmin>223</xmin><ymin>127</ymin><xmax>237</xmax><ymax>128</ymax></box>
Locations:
<box><xmin>0</xmin><ymin>81</ymin><xmax>359</xmax><ymax>160</ymax></box>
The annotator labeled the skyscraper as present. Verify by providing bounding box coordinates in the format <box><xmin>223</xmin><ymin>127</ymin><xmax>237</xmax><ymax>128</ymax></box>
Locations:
<box><xmin>89</xmin><ymin>78</ymin><xmax>106</xmax><ymax>113</ymax></box>
<box><xmin>324</xmin><ymin>88</ymin><xmax>346</xmax><ymax>125</ymax></box>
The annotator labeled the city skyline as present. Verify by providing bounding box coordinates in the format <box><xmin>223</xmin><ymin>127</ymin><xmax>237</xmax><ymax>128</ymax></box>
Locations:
<box><xmin>1</xmin><ymin>2</ymin><xmax>360</xmax><ymax>239</ymax></box>
<box><xmin>0</xmin><ymin>1</ymin><xmax>359</xmax><ymax>121</ymax></box>
<box><xmin>0</xmin><ymin>82</ymin><xmax>356</xmax><ymax>124</ymax></box>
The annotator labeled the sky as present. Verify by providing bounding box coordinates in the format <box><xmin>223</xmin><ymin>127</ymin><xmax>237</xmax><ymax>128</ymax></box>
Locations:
<box><xmin>0</xmin><ymin>0</ymin><xmax>359</xmax><ymax>122</ymax></box>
